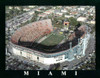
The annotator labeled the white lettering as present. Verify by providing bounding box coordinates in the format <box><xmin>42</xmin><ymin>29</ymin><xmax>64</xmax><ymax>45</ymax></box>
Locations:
<box><xmin>48</xmin><ymin>71</ymin><xmax>53</xmax><ymax>76</ymax></box>
<box><xmin>61</xmin><ymin>71</ymin><xmax>66</xmax><ymax>76</ymax></box>
<box><xmin>37</xmin><ymin>71</ymin><xmax>40</xmax><ymax>76</ymax></box>
<box><xmin>75</xmin><ymin>71</ymin><xmax>77</xmax><ymax>76</ymax></box>
<box><xmin>24</xmin><ymin>71</ymin><xmax>29</xmax><ymax>76</ymax></box>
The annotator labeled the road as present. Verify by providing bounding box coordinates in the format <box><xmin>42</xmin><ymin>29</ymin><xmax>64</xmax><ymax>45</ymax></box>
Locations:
<box><xmin>6</xmin><ymin>7</ymin><xmax>38</xmax><ymax>23</ymax></box>
<box><xmin>6</xmin><ymin>7</ymin><xmax>39</xmax><ymax>28</ymax></box>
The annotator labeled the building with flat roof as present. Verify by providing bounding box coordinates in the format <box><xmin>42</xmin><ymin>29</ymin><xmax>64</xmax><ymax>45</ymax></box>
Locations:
<box><xmin>77</xmin><ymin>17</ymin><xmax>87</xmax><ymax>22</ymax></box>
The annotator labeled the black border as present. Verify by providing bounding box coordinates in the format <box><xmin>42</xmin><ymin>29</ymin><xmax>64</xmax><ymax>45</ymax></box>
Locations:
<box><xmin>0</xmin><ymin>0</ymin><xmax>100</xmax><ymax>77</ymax></box>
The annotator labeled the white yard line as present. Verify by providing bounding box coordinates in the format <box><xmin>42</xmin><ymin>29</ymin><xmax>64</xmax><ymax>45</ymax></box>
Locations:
<box><xmin>59</xmin><ymin>39</ymin><xmax>65</xmax><ymax>44</ymax></box>
<box><xmin>37</xmin><ymin>36</ymin><xmax>47</xmax><ymax>43</ymax></box>
<box><xmin>37</xmin><ymin>33</ymin><xmax>53</xmax><ymax>43</ymax></box>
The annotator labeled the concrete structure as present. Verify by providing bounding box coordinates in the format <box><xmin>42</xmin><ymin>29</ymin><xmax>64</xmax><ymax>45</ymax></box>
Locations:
<box><xmin>87</xmin><ymin>20</ymin><xmax>95</xmax><ymax>24</ymax></box>
<box><xmin>65</xmin><ymin>15</ymin><xmax>74</xmax><ymax>18</ymax></box>
<box><xmin>11</xmin><ymin>19</ymin><xmax>53</xmax><ymax>44</ymax></box>
<box><xmin>9</xmin><ymin>19</ymin><xmax>90</xmax><ymax>65</ymax></box>
<box><xmin>77</xmin><ymin>17</ymin><xmax>87</xmax><ymax>22</ymax></box>
<box><xmin>61</xmin><ymin>9</ymin><xmax>67</xmax><ymax>13</ymax></box>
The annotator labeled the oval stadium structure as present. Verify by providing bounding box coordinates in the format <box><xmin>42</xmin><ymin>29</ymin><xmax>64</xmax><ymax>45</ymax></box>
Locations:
<box><xmin>10</xmin><ymin>19</ymin><xmax>90</xmax><ymax>65</ymax></box>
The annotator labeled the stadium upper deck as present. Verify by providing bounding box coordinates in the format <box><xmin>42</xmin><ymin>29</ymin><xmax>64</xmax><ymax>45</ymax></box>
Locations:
<box><xmin>11</xmin><ymin>19</ymin><xmax>53</xmax><ymax>44</ymax></box>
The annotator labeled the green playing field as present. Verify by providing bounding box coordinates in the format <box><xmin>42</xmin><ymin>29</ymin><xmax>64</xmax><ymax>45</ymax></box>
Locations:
<box><xmin>40</xmin><ymin>33</ymin><xmax>64</xmax><ymax>46</ymax></box>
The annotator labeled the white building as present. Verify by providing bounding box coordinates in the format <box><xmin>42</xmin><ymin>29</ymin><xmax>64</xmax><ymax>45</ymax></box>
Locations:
<box><xmin>10</xmin><ymin>32</ymin><xmax>90</xmax><ymax>65</ymax></box>
<box><xmin>9</xmin><ymin>6</ymin><xmax>13</xmax><ymax>9</ymax></box>
<box><xmin>77</xmin><ymin>17</ymin><xmax>87</xmax><ymax>22</ymax></box>
<box><xmin>78</xmin><ymin>8</ymin><xmax>85</xmax><ymax>11</ymax></box>
<box><xmin>56</xmin><ymin>12</ymin><xmax>63</xmax><ymax>16</ymax></box>
<box><xmin>61</xmin><ymin>9</ymin><xmax>67</xmax><ymax>13</ymax></box>
<box><xmin>28</xmin><ymin>6</ymin><xmax>35</xmax><ymax>8</ymax></box>
<box><xmin>65</xmin><ymin>15</ymin><xmax>74</xmax><ymax>18</ymax></box>
<box><xmin>87</xmin><ymin>20</ymin><xmax>95</xmax><ymax>24</ymax></box>
<box><xmin>28</xmin><ymin>11</ymin><xmax>34</xmax><ymax>15</ymax></box>
<box><xmin>23</xmin><ymin>8</ymin><xmax>30</xmax><ymax>11</ymax></box>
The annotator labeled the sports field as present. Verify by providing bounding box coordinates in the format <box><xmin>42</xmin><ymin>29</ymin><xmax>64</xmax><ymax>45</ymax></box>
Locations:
<box><xmin>40</xmin><ymin>33</ymin><xmax>64</xmax><ymax>46</ymax></box>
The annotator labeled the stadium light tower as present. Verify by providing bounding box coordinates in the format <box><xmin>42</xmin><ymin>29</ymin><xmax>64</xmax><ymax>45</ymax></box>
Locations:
<box><xmin>70</xmin><ymin>42</ymin><xmax>72</xmax><ymax>49</ymax></box>
<box><xmin>78</xmin><ymin>38</ymin><xmax>80</xmax><ymax>44</ymax></box>
<box><xmin>87</xmin><ymin>26</ymin><xmax>88</xmax><ymax>34</ymax></box>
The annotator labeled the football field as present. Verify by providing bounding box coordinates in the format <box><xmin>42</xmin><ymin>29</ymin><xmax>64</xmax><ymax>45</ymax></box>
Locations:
<box><xmin>40</xmin><ymin>33</ymin><xmax>64</xmax><ymax>46</ymax></box>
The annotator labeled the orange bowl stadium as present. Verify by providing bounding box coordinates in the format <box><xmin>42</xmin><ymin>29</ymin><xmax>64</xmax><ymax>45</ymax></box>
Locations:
<box><xmin>9</xmin><ymin>19</ymin><xmax>90</xmax><ymax>65</ymax></box>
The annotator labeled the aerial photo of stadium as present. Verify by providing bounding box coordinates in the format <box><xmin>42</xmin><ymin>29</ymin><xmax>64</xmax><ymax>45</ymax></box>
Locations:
<box><xmin>6</xmin><ymin>6</ymin><xmax>95</xmax><ymax>70</ymax></box>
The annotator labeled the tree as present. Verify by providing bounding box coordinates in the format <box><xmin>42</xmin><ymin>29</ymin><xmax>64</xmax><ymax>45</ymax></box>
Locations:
<box><xmin>88</xmin><ymin>16</ymin><xmax>93</xmax><ymax>21</ymax></box>
<box><xmin>30</xmin><ymin>12</ymin><xmax>38</xmax><ymax>22</ymax></box>
<box><xmin>68</xmin><ymin>17</ymin><xmax>78</xmax><ymax>26</ymax></box>
<box><xmin>66</xmin><ymin>12</ymin><xmax>70</xmax><ymax>15</ymax></box>
<box><xmin>75</xmin><ymin>22</ymin><xmax>81</xmax><ymax>28</ymax></box>
<box><xmin>20</xmin><ymin>6</ymin><xmax>24</xmax><ymax>13</ymax></box>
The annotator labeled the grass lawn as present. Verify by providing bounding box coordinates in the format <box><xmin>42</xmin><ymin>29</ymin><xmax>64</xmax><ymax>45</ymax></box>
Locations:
<box><xmin>40</xmin><ymin>33</ymin><xmax>64</xmax><ymax>46</ymax></box>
